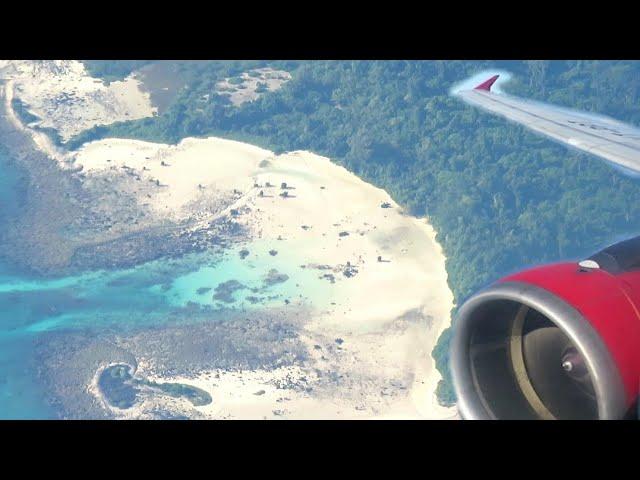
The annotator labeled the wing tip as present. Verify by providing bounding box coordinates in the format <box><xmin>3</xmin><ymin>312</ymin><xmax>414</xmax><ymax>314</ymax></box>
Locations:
<box><xmin>474</xmin><ymin>74</ymin><xmax>500</xmax><ymax>92</ymax></box>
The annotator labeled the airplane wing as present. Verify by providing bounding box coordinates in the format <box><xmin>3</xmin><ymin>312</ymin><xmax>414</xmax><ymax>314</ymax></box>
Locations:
<box><xmin>457</xmin><ymin>75</ymin><xmax>640</xmax><ymax>174</ymax></box>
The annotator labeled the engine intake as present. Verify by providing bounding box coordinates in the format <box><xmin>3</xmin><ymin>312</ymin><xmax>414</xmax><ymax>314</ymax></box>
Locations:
<box><xmin>451</xmin><ymin>237</ymin><xmax>640</xmax><ymax>420</ymax></box>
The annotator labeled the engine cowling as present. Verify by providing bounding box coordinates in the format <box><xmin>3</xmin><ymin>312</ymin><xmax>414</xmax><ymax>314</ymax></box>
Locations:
<box><xmin>450</xmin><ymin>236</ymin><xmax>640</xmax><ymax>419</ymax></box>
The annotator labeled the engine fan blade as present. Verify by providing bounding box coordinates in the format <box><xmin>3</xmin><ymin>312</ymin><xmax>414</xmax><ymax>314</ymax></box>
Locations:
<box><xmin>522</xmin><ymin>326</ymin><xmax>596</xmax><ymax>419</ymax></box>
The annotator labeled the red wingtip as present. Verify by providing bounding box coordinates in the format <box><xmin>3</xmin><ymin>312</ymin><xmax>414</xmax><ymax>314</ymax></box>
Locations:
<box><xmin>474</xmin><ymin>74</ymin><xmax>500</xmax><ymax>92</ymax></box>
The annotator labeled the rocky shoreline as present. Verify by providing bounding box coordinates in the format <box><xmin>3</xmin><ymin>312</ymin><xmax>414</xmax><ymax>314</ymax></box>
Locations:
<box><xmin>0</xmin><ymin>81</ymin><xmax>247</xmax><ymax>277</ymax></box>
<box><xmin>34</xmin><ymin>307</ymin><xmax>310</xmax><ymax>419</ymax></box>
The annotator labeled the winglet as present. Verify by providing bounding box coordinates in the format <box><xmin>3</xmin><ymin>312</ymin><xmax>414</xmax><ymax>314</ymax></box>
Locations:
<box><xmin>474</xmin><ymin>74</ymin><xmax>499</xmax><ymax>92</ymax></box>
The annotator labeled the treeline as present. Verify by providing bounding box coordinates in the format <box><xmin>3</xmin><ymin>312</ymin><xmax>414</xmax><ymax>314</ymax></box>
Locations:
<box><xmin>77</xmin><ymin>60</ymin><xmax>640</xmax><ymax>404</ymax></box>
<box><xmin>82</xmin><ymin>60</ymin><xmax>153</xmax><ymax>82</ymax></box>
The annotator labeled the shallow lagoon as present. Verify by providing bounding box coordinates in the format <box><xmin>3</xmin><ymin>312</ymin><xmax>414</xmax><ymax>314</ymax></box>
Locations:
<box><xmin>0</xmin><ymin>150</ymin><xmax>334</xmax><ymax>418</ymax></box>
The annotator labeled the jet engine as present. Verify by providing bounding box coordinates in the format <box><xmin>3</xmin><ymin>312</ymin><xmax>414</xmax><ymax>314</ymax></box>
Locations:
<box><xmin>450</xmin><ymin>236</ymin><xmax>640</xmax><ymax>419</ymax></box>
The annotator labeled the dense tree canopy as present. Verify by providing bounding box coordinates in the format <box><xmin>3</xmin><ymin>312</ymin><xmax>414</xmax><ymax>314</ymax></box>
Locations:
<box><xmin>77</xmin><ymin>60</ymin><xmax>640</xmax><ymax>404</ymax></box>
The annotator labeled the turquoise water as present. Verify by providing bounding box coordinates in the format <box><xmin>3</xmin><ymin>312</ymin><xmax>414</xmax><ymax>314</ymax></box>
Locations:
<box><xmin>0</xmin><ymin>150</ymin><xmax>332</xmax><ymax>418</ymax></box>
<box><xmin>160</xmin><ymin>241</ymin><xmax>330</xmax><ymax>308</ymax></box>
<box><xmin>0</xmin><ymin>148</ymin><xmax>55</xmax><ymax>418</ymax></box>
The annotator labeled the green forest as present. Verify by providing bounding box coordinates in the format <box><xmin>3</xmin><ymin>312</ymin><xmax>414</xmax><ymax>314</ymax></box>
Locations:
<box><xmin>75</xmin><ymin>60</ymin><xmax>640</xmax><ymax>404</ymax></box>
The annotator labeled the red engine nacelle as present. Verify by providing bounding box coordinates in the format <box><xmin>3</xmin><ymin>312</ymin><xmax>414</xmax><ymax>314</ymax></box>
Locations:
<box><xmin>450</xmin><ymin>237</ymin><xmax>640</xmax><ymax>419</ymax></box>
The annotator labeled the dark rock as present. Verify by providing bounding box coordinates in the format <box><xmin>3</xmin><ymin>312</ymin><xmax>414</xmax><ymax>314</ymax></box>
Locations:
<box><xmin>263</xmin><ymin>269</ymin><xmax>289</xmax><ymax>287</ymax></box>
<box><xmin>212</xmin><ymin>280</ymin><xmax>246</xmax><ymax>303</ymax></box>
<box><xmin>321</xmin><ymin>273</ymin><xmax>335</xmax><ymax>283</ymax></box>
<box><xmin>343</xmin><ymin>264</ymin><xmax>358</xmax><ymax>278</ymax></box>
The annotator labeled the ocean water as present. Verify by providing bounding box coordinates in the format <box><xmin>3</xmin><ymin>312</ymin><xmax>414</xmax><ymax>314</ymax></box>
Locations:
<box><xmin>0</xmin><ymin>149</ymin><xmax>333</xmax><ymax>418</ymax></box>
<box><xmin>0</xmin><ymin>148</ymin><xmax>55</xmax><ymax>418</ymax></box>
